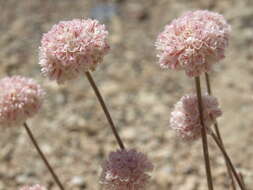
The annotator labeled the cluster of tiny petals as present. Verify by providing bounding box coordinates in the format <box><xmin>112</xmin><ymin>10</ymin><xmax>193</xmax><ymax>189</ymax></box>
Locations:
<box><xmin>19</xmin><ymin>185</ymin><xmax>47</xmax><ymax>190</ymax></box>
<box><xmin>39</xmin><ymin>18</ymin><xmax>110</xmax><ymax>83</ymax></box>
<box><xmin>0</xmin><ymin>76</ymin><xmax>45</xmax><ymax>127</ymax></box>
<box><xmin>155</xmin><ymin>10</ymin><xmax>231</xmax><ymax>77</ymax></box>
<box><xmin>170</xmin><ymin>94</ymin><xmax>222</xmax><ymax>141</ymax></box>
<box><xmin>100</xmin><ymin>149</ymin><xmax>154</xmax><ymax>190</ymax></box>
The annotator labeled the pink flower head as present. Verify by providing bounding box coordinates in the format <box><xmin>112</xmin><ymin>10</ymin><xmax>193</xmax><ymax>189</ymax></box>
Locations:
<box><xmin>39</xmin><ymin>19</ymin><xmax>110</xmax><ymax>83</ymax></box>
<box><xmin>155</xmin><ymin>10</ymin><xmax>231</xmax><ymax>77</ymax></box>
<box><xmin>100</xmin><ymin>149</ymin><xmax>154</xmax><ymax>190</ymax></box>
<box><xmin>170</xmin><ymin>94</ymin><xmax>222</xmax><ymax>141</ymax></box>
<box><xmin>19</xmin><ymin>185</ymin><xmax>46</xmax><ymax>190</ymax></box>
<box><xmin>0</xmin><ymin>76</ymin><xmax>45</xmax><ymax>127</ymax></box>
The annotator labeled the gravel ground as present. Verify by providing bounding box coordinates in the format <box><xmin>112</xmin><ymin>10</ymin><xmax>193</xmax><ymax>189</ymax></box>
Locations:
<box><xmin>0</xmin><ymin>0</ymin><xmax>253</xmax><ymax>189</ymax></box>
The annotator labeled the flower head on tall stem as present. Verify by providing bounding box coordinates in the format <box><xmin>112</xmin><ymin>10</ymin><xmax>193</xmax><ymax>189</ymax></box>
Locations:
<box><xmin>170</xmin><ymin>93</ymin><xmax>222</xmax><ymax>141</ymax></box>
<box><xmin>39</xmin><ymin>19</ymin><xmax>110</xmax><ymax>83</ymax></box>
<box><xmin>100</xmin><ymin>149</ymin><xmax>154</xmax><ymax>190</ymax></box>
<box><xmin>19</xmin><ymin>185</ymin><xmax>47</xmax><ymax>190</ymax></box>
<box><xmin>0</xmin><ymin>76</ymin><xmax>45</xmax><ymax>127</ymax></box>
<box><xmin>0</xmin><ymin>78</ymin><xmax>64</xmax><ymax>190</ymax></box>
<box><xmin>155</xmin><ymin>10</ymin><xmax>231</xmax><ymax>77</ymax></box>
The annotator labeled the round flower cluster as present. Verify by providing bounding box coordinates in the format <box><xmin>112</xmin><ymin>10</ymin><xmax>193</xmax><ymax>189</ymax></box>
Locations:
<box><xmin>155</xmin><ymin>10</ymin><xmax>231</xmax><ymax>77</ymax></box>
<box><xmin>170</xmin><ymin>94</ymin><xmax>222</xmax><ymax>141</ymax></box>
<box><xmin>19</xmin><ymin>185</ymin><xmax>46</xmax><ymax>190</ymax></box>
<box><xmin>39</xmin><ymin>19</ymin><xmax>110</xmax><ymax>83</ymax></box>
<box><xmin>0</xmin><ymin>76</ymin><xmax>45</xmax><ymax>127</ymax></box>
<box><xmin>100</xmin><ymin>149</ymin><xmax>154</xmax><ymax>190</ymax></box>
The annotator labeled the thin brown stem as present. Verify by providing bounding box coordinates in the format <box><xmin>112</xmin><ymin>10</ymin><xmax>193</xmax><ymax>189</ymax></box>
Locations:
<box><xmin>205</xmin><ymin>72</ymin><xmax>237</xmax><ymax>190</ymax></box>
<box><xmin>239</xmin><ymin>172</ymin><xmax>246</xmax><ymax>189</ymax></box>
<box><xmin>210</xmin><ymin>131</ymin><xmax>245</xmax><ymax>190</ymax></box>
<box><xmin>23</xmin><ymin>123</ymin><xmax>65</xmax><ymax>190</ymax></box>
<box><xmin>85</xmin><ymin>72</ymin><xmax>125</xmax><ymax>150</ymax></box>
<box><xmin>195</xmin><ymin>76</ymin><xmax>214</xmax><ymax>190</ymax></box>
<box><xmin>205</xmin><ymin>73</ymin><xmax>212</xmax><ymax>95</ymax></box>
<box><xmin>214</xmin><ymin>122</ymin><xmax>237</xmax><ymax>190</ymax></box>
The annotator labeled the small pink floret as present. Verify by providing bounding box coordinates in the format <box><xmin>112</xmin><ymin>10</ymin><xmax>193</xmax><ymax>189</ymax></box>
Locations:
<box><xmin>19</xmin><ymin>184</ymin><xmax>46</xmax><ymax>190</ymax></box>
<box><xmin>100</xmin><ymin>149</ymin><xmax>154</xmax><ymax>190</ymax></box>
<box><xmin>39</xmin><ymin>19</ymin><xmax>110</xmax><ymax>83</ymax></box>
<box><xmin>170</xmin><ymin>94</ymin><xmax>222</xmax><ymax>141</ymax></box>
<box><xmin>0</xmin><ymin>76</ymin><xmax>45</xmax><ymax>127</ymax></box>
<box><xmin>155</xmin><ymin>10</ymin><xmax>231</xmax><ymax>77</ymax></box>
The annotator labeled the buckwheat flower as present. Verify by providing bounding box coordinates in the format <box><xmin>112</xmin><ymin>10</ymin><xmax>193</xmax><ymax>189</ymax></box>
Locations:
<box><xmin>0</xmin><ymin>76</ymin><xmax>45</xmax><ymax>127</ymax></box>
<box><xmin>39</xmin><ymin>19</ymin><xmax>110</xmax><ymax>83</ymax></box>
<box><xmin>170</xmin><ymin>94</ymin><xmax>222</xmax><ymax>141</ymax></box>
<box><xmin>100</xmin><ymin>149</ymin><xmax>154</xmax><ymax>190</ymax></box>
<box><xmin>19</xmin><ymin>185</ymin><xmax>46</xmax><ymax>190</ymax></box>
<box><xmin>155</xmin><ymin>10</ymin><xmax>231</xmax><ymax>77</ymax></box>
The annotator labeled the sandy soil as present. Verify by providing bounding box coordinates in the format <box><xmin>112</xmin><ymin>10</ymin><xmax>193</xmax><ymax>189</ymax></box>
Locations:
<box><xmin>0</xmin><ymin>0</ymin><xmax>252</xmax><ymax>189</ymax></box>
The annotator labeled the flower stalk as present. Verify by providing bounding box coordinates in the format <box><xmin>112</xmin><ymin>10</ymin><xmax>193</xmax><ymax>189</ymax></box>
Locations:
<box><xmin>195</xmin><ymin>76</ymin><xmax>214</xmax><ymax>190</ymax></box>
<box><xmin>205</xmin><ymin>72</ymin><xmax>236</xmax><ymax>190</ymax></box>
<box><xmin>239</xmin><ymin>172</ymin><xmax>247</xmax><ymax>189</ymax></box>
<box><xmin>210</xmin><ymin>131</ymin><xmax>245</xmax><ymax>190</ymax></box>
<box><xmin>23</xmin><ymin>122</ymin><xmax>65</xmax><ymax>190</ymax></box>
<box><xmin>85</xmin><ymin>72</ymin><xmax>125</xmax><ymax>150</ymax></box>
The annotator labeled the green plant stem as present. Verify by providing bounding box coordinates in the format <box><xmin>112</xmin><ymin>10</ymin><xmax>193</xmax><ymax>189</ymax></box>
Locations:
<box><xmin>85</xmin><ymin>72</ymin><xmax>125</xmax><ymax>150</ymax></box>
<box><xmin>205</xmin><ymin>73</ymin><xmax>236</xmax><ymax>190</ymax></box>
<box><xmin>195</xmin><ymin>76</ymin><xmax>214</xmax><ymax>190</ymax></box>
<box><xmin>23</xmin><ymin>122</ymin><xmax>65</xmax><ymax>190</ymax></box>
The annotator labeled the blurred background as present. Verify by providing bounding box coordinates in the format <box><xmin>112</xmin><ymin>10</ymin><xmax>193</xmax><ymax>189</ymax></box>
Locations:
<box><xmin>0</xmin><ymin>0</ymin><xmax>253</xmax><ymax>189</ymax></box>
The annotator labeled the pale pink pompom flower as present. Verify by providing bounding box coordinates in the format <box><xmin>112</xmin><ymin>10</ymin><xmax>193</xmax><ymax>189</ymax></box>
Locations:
<box><xmin>155</xmin><ymin>10</ymin><xmax>231</xmax><ymax>77</ymax></box>
<box><xmin>170</xmin><ymin>94</ymin><xmax>222</xmax><ymax>141</ymax></box>
<box><xmin>19</xmin><ymin>185</ymin><xmax>47</xmax><ymax>190</ymax></box>
<box><xmin>100</xmin><ymin>149</ymin><xmax>154</xmax><ymax>190</ymax></box>
<box><xmin>39</xmin><ymin>18</ymin><xmax>110</xmax><ymax>83</ymax></box>
<box><xmin>0</xmin><ymin>76</ymin><xmax>45</xmax><ymax>127</ymax></box>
